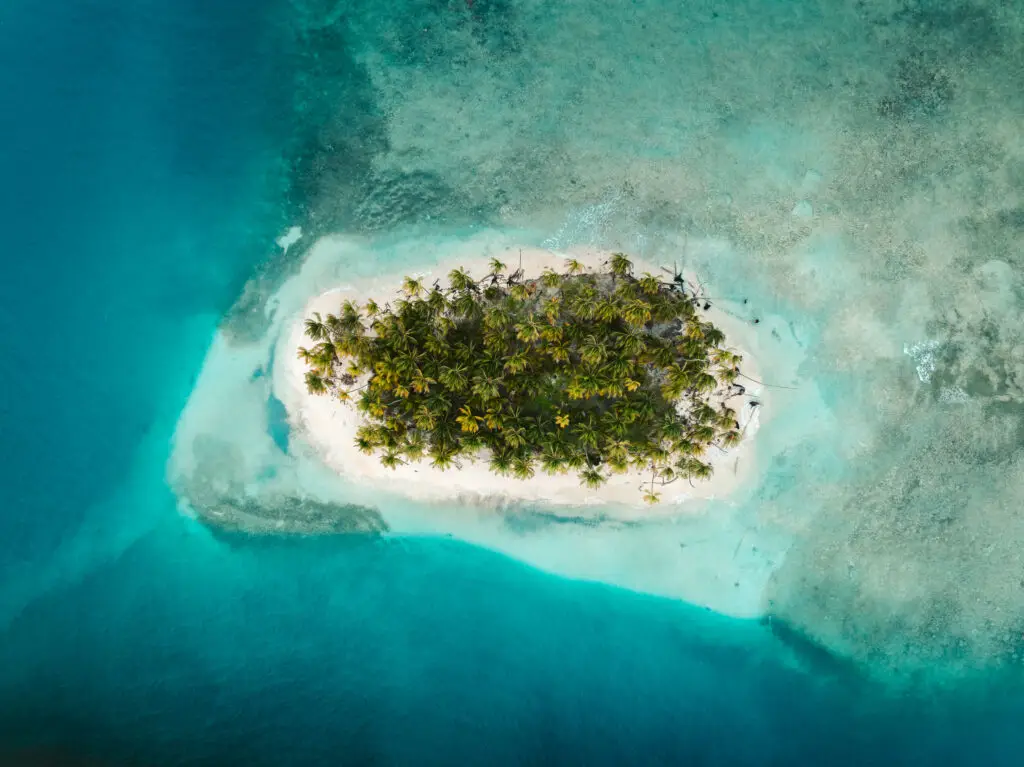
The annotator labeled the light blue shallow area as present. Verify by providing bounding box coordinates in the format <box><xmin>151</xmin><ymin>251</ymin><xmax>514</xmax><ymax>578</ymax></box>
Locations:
<box><xmin>2</xmin><ymin>0</ymin><xmax>1024</xmax><ymax>765</ymax></box>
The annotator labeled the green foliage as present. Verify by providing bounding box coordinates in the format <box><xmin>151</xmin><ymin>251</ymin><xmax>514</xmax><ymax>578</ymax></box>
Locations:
<box><xmin>300</xmin><ymin>253</ymin><xmax>742</xmax><ymax>501</ymax></box>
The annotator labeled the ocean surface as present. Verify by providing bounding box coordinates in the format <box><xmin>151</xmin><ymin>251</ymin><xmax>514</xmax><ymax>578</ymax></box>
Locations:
<box><xmin>3</xmin><ymin>0</ymin><xmax>1024</xmax><ymax>764</ymax></box>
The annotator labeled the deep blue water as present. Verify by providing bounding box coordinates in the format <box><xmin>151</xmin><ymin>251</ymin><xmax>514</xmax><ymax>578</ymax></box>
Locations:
<box><xmin>2</xmin><ymin>1</ymin><xmax>1024</xmax><ymax>765</ymax></box>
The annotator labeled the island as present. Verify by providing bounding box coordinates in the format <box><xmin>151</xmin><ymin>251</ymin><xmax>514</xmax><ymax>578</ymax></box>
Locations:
<box><xmin>171</xmin><ymin>235</ymin><xmax>782</xmax><ymax>615</ymax></box>
<box><xmin>289</xmin><ymin>251</ymin><xmax>756</xmax><ymax>506</ymax></box>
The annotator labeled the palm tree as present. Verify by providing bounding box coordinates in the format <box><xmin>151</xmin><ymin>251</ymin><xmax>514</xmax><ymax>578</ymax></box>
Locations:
<box><xmin>339</xmin><ymin>301</ymin><xmax>363</xmax><ymax>332</ymax></box>
<box><xmin>580</xmin><ymin>467</ymin><xmax>606</xmax><ymax>488</ymax></box>
<box><xmin>547</xmin><ymin>340</ymin><xmax>571</xmax><ymax>364</ymax></box>
<box><xmin>430</xmin><ymin>448</ymin><xmax>458</xmax><ymax>471</ymax></box>
<box><xmin>305</xmin><ymin>371</ymin><xmax>327</xmax><ymax>395</ymax></box>
<box><xmin>402</xmin><ymin>276</ymin><xmax>424</xmax><ymax>297</ymax></box>
<box><xmin>448</xmin><ymin>267</ymin><xmax>476</xmax><ymax>293</ymax></box>
<box><xmin>717</xmin><ymin>365</ymin><xmax>740</xmax><ymax>385</ymax></box>
<box><xmin>695</xmin><ymin>372</ymin><xmax>718</xmax><ymax>394</ymax></box>
<box><xmin>410</xmin><ymin>370</ymin><xmax>436</xmax><ymax>394</ymax></box>
<box><xmin>614</xmin><ymin>284</ymin><xmax>638</xmax><ymax>307</ymax></box>
<box><xmin>600</xmin><ymin>411</ymin><xmax>629</xmax><ymax>439</ymax></box>
<box><xmin>403</xmin><ymin>434</ymin><xmax>427</xmax><ymax>460</ymax></box>
<box><xmin>413</xmin><ymin>404</ymin><xmax>438</xmax><ymax>431</ymax></box>
<box><xmin>425</xmin><ymin>333</ymin><xmax>448</xmax><ymax>359</ymax></box>
<box><xmin>623</xmin><ymin>299</ymin><xmax>652</xmax><ymax>327</ymax></box>
<box><xmin>604</xmin><ymin>356</ymin><xmax>633</xmax><ymax>380</ymax></box>
<box><xmin>304</xmin><ymin>312</ymin><xmax>329</xmax><ymax>341</ymax></box>
<box><xmin>541</xmin><ymin>269</ymin><xmax>561</xmax><ymax>289</ymax></box>
<box><xmin>489</xmin><ymin>450</ymin><xmax>514</xmax><ymax>476</ymax></box>
<box><xmin>720</xmin><ymin>430</ymin><xmax>741</xmax><ymax>447</ymax></box>
<box><xmin>580</xmin><ymin>335</ymin><xmax>607</xmax><ymax>366</ymax></box>
<box><xmin>572</xmin><ymin>421</ymin><xmax>600</xmax><ymax>450</ymax></box>
<box><xmin>615</xmin><ymin>328</ymin><xmax>645</xmax><ymax>357</ymax></box>
<box><xmin>380</xmin><ymin>450</ymin><xmax>405</xmax><ymax>470</ymax></box>
<box><xmin>515</xmin><ymin>318</ymin><xmax>544</xmax><ymax>343</ymax></box>
<box><xmin>595</xmin><ymin>298</ymin><xmax>619</xmax><ymax>323</ymax></box>
<box><xmin>604</xmin><ymin>437</ymin><xmax>631</xmax><ymax>460</ymax></box>
<box><xmin>509</xmin><ymin>283</ymin><xmax>531</xmax><ymax>301</ymax></box>
<box><xmin>511</xmin><ymin>456</ymin><xmax>536</xmax><ymax>480</ymax></box>
<box><xmin>677</xmin><ymin>457</ymin><xmax>712</xmax><ymax>480</ymax></box>
<box><xmin>565</xmin><ymin>378</ymin><xmax>588</xmax><ymax>400</ymax></box>
<box><xmin>503</xmin><ymin>351</ymin><xmax>530</xmax><ymax>374</ymax></box>
<box><xmin>543</xmin><ymin>297</ymin><xmax>562</xmax><ymax>323</ymax></box>
<box><xmin>565</xmin><ymin>258</ymin><xmax>585</xmax><ymax>276</ymax></box>
<box><xmin>703</xmin><ymin>326</ymin><xmax>725</xmax><ymax>346</ymax></box>
<box><xmin>485</xmin><ymin>305</ymin><xmax>512</xmax><ymax>328</ymax></box>
<box><xmin>606</xmin><ymin>454</ymin><xmax>631</xmax><ymax>474</ymax></box>
<box><xmin>438</xmin><ymin>363</ymin><xmax>469</xmax><ymax>392</ymax></box>
<box><xmin>648</xmin><ymin>343</ymin><xmax>676</xmax><ymax>369</ymax></box>
<box><xmin>456</xmin><ymin>405</ymin><xmax>482</xmax><ymax>433</ymax></box>
<box><xmin>471</xmin><ymin>375</ymin><xmax>500</xmax><ymax>401</ymax></box>
<box><xmin>563</xmin><ymin>449</ymin><xmax>588</xmax><ymax>472</ymax></box>
<box><xmin>609</xmin><ymin>253</ymin><xmax>633</xmax><ymax>278</ymax></box>
<box><xmin>502</xmin><ymin>424</ymin><xmax>527</xmax><ymax>449</ymax></box>
<box><xmin>662</xmin><ymin>364</ymin><xmax>691</xmax><ymax>400</ymax></box>
<box><xmin>684</xmin><ymin>320</ymin><xmax>706</xmax><ymax>341</ymax></box>
<box><xmin>453</xmin><ymin>291</ymin><xmax>478</xmax><ymax>317</ymax></box>
<box><xmin>539</xmin><ymin>444</ymin><xmax>566</xmax><ymax>475</ymax></box>
<box><xmin>426</xmin><ymin>288</ymin><xmax>448</xmax><ymax>314</ymax></box>
<box><xmin>638</xmin><ymin>273</ymin><xmax>661</xmax><ymax>295</ymax></box>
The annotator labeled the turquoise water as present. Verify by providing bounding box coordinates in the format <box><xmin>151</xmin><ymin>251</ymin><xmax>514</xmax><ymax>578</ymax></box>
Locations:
<box><xmin>4</xmin><ymin>0</ymin><xmax>1024</xmax><ymax>764</ymax></box>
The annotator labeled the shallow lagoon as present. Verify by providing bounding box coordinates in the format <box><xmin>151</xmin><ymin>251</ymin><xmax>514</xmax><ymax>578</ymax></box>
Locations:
<box><xmin>3</xmin><ymin>0</ymin><xmax>1024</xmax><ymax>764</ymax></box>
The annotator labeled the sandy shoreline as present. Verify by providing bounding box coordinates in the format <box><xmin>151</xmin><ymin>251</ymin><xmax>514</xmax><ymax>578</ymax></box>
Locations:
<box><xmin>272</xmin><ymin>240</ymin><xmax>766</xmax><ymax>515</ymax></box>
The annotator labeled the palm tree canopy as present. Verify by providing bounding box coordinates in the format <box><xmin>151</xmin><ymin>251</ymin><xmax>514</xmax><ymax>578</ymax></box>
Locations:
<box><xmin>300</xmin><ymin>256</ymin><xmax>741</xmax><ymax>500</ymax></box>
<box><xmin>609</xmin><ymin>252</ymin><xmax>634</xmax><ymax>277</ymax></box>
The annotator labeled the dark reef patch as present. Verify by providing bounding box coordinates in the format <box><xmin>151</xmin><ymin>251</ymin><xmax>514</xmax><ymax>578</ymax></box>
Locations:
<box><xmin>501</xmin><ymin>507</ymin><xmax>643</xmax><ymax>534</ymax></box>
<box><xmin>173</xmin><ymin>434</ymin><xmax>388</xmax><ymax>535</ymax></box>
<box><xmin>466</xmin><ymin>0</ymin><xmax>528</xmax><ymax>59</ymax></box>
<box><xmin>762</xmin><ymin>615</ymin><xmax>866</xmax><ymax>682</ymax></box>
<box><xmin>193</xmin><ymin>493</ymin><xmax>389</xmax><ymax>536</ymax></box>
<box><xmin>893</xmin><ymin>1</ymin><xmax>1002</xmax><ymax>57</ymax></box>
<box><xmin>877</xmin><ymin>50</ymin><xmax>955</xmax><ymax>119</ymax></box>
<box><xmin>221</xmin><ymin>2</ymin><xmax>519</xmax><ymax>343</ymax></box>
<box><xmin>221</xmin><ymin>7</ymin><xmax>385</xmax><ymax>342</ymax></box>
<box><xmin>348</xmin><ymin>169</ymin><xmax>486</xmax><ymax>232</ymax></box>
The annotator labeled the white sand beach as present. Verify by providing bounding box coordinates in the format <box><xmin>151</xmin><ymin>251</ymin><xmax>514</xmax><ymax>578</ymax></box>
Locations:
<box><xmin>273</xmin><ymin>240</ymin><xmax>766</xmax><ymax>515</ymax></box>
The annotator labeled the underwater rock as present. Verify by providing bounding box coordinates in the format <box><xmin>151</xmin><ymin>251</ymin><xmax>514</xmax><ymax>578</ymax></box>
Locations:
<box><xmin>190</xmin><ymin>492</ymin><xmax>389</xmax><ymax>536</ymax></box>
<box><xmin>174</xmin><ymin>435</ymin><xmax>387</xmax><ymax>535</ymax></box>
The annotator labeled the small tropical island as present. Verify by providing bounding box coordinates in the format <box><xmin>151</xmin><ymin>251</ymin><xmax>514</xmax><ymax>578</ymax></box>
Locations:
<box><xmin>296</xmin><ymin>252</ymin><xmax>747</xmax><ymax>504</ymax></box>
<box><xmin>171</xmin><ymin>236</ymin><xmax>782</xmax><ymax>614</ymax></box>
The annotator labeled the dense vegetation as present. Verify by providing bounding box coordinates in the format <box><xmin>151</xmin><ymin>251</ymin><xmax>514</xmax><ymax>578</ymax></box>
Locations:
<box><xmin>299</xmin><ymin>254</ymin><xmax>743</xmax><ymax>503</ymax></box>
